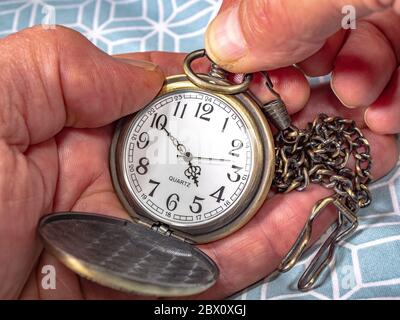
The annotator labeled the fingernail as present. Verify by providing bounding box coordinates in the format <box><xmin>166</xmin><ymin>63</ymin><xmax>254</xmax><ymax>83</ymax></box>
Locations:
<box><xmin>116</xmin><ymin>58</ymin><xmax>159</xmax><ymax>71</ymax></box>
<box><xmin>205</xmin><ymin>4</ymin><xmax>248</xmax><ymax>64</ymax></box>
<box><xmin>330</xmin><ymin>74</ymin><xmax>358</xmax><ymax>108</ymax></box>
<box><xmin>364</xmin><ymin>108</ymin><xmax>371</xmax><ymax>127</ymax></box>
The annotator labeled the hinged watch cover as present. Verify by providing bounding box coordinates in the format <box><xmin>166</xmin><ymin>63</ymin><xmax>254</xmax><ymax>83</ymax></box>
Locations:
<box><xmin>38</xmin><ymin>212</ymin><xmax>219</xmax><ymax>297</ymax></box>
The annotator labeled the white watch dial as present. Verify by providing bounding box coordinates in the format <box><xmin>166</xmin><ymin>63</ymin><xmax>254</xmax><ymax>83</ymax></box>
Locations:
<box><xmin>121</xmin><ymin>90</ymin><xmax>255</xmax><ymax>228</ymax></box>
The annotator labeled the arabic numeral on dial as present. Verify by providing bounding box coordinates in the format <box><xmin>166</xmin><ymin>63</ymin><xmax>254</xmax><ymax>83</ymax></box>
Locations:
<box><xmin>194</xmin><ymin>103</ymin><xmax>214</xmax><ymax>121</ymax></box>
<box><xmin>136</xmin><ymin>157</ymin><xmax>149</xmax><ymax>175</ymax></box>
<box><xmin>227</xmin><ymin>165</ymin><xmax>243</xmax><ymax>182</ymax></box>
<box><xmin>173</xmin><ymin>101</ymin><xmax>187</xmax><ymax>119</ymax></box>
<box><xmin>150</xmin><ymin>113</ymin><xmax>167</xmax><ymax>130</ymax></box>
<box><xmin>148</xmin><ymin>179</ymin><xmax>160</xmax><ymax>197</ymax></box>
<box><xmin>166</xmin><ymin>194</ymin><xmax>180</xmax><ymax>211</ymax></box>
<box><xmin>210</xmin><ymin>186</ymin><xmax>225</xmax><ymax>203</ymax></box>
<box><xmin>137</xmin><ymin>132</ymin><xmax>149</xmax><ymax>149</ymax></box>
<box><xmin>229</xmin><ymin>139</ymin><xmax>243</xmax><ymax>157</ymax></box>
<box><xmin>173</xmin><ymin>94</ymin><xmax>183</xmax><ymax>101</ymax></box>
<box><xmin>190</xmin><ymin>196</ymin><xmax>205</xmax><ymax>214</ymax></box>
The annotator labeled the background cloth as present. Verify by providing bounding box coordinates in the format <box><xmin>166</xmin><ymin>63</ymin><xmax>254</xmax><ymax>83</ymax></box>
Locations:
<box><xmin>1</xmin><ymin>0</ymin><xmax>400</xmax><ymax>300</ymax></box>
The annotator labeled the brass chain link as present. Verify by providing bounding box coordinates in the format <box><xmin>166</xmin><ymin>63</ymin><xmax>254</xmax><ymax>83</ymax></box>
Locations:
<box><xmin>273</xmin><ymin>114</ymin><xmax>372</xmax><ymax>210</ymax></box>
<box><xmin>273</xmin><ymin>114</ymin><xmax>373</xmax><ymax>291</ymax></box>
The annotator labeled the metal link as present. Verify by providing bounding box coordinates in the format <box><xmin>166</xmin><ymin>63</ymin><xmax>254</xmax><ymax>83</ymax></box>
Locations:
<box><xmin>274</xmin><ymin>113</ymin><xmax>372</xmax><ymax>290</ymax></box>
<box><xmin>273</xmin><ymin>114</ymin><xmax>372</xmax><ymax>210</ymax></box>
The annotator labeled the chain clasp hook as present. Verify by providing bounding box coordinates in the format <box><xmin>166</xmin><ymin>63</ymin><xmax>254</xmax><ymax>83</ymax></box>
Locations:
<box><xmin>278</xmin><ymin>195</ymin><xmax>358</xmax><ymax>291</ymax></box>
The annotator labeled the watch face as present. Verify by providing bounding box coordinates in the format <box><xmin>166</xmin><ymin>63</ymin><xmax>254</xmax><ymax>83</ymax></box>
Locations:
<box><xmin>116</xmin><ymin>89</ymin><xmax>259</xmax><ymax>231</ymax></box>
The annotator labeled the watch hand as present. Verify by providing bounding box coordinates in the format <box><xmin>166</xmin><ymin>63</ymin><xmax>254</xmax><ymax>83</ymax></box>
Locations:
<box><xmin>162</xmin><ymin>127</ymin><xmax>189</xmax><ymax>157</ymax></box>
<box><xmin>161</xmin><ymin>127</ymin><xmax>201</xmax><ymax>186</ymax></box>
<box><xmin>177</xmin><ymin>155</ymin><xmax>231</xmax><ymax>163</ymax></box>
<box><xmin>162</xmin><ymin>127</ymin><xmax>170</xmax><ymax>136</ymax></box>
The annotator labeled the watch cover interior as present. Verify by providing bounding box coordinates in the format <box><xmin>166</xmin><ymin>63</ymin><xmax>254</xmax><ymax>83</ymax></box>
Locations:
<box><xmin>38</xmin><ymin>212</ymin><xmax>219</xmax><ymax>297</ymax></box>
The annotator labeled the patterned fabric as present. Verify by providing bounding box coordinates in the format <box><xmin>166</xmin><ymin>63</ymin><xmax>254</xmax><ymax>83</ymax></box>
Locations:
<box><xmin>1</xmin><ymin>0</ymin><xmax>399</xmax><ymax>300</ymax></box>
<box><xmin>0</xmin><ymin>0</ymin><xmax>220</xmax><ymax>53</ymax></box>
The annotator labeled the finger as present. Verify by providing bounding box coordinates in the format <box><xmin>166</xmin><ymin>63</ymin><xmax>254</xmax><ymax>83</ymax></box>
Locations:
<box><xmin>117</xmin><ymin>52</ymin><xmax>311</xmax><ymax>115</ymax></box>
<box><xmin>300</xmin><ymin>10</ymin><xmax>400</xmax><ymax>79</ymax></box>
<box><xmin>364</xmin><ymin>10</ymin><xmax>400</xmax><ymax>62</ymax></box>
<box><xmin>297</xmin><ymin>29</ymin><xmax>348</xmax><ymax>77</ymax></box>
<box><xmin>32</xmin><ymin>253</ymin><xmax>82</xmax><ymax>299</ymax></box>
<box><xmin>365</xmin><ymin>67</ymin><xmax>400</xmax><ymax>134</ymax></box>
<box><xmin>249</xmin><ymin>67</ymin><xmax>310</xmax><ymax>115</ymax></box>
<box><xmin>114</xmin><ymin>51</ymin><xmax>210</xmax><ymax>77</ymax></box>
<box><xmin>205</xmin><ymin>0</ymin><xmax>400</xmax><ymax>72</ymax></box>
<box><xmin>220</xmin><ymin>0</ymin><xmax>239</xmax><ymax>11</ymax></box>
<box><xmin>331</xmin><ymin>20</ymin><xmax>398</xmax><ymax>108</ymax></box>
<box><xmin>292</xmin><ymin>84</ymin><xmax>368</xmax><ymax>128</ymax></box>
<box><xmin>0</xmin><ymin>25</ymin><xmax>163</xmax><ymax>150</ymax></box>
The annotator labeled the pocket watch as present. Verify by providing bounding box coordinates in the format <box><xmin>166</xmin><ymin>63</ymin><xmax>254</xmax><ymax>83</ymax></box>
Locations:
<box><xmin>39</xmin><ymin>49</ymin><xmax>372</xmax><ymax>296</ymax></box>
<box><xmin>109</xmin><ymin>54</ymin><xmax>276</xmax><ymax>244</ymax></box>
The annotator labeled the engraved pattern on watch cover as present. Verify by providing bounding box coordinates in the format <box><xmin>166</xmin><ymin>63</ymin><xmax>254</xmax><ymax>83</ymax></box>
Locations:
<box><xmin>39</xmin><ymin>212</ymin><xmax>219</xmax><ymax>297</ymax></box>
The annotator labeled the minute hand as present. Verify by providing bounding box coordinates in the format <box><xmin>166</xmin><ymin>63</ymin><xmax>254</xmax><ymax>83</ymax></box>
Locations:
<box><xmin>177</xmin><ymin>155</ymin><xmax>231</xmax><ymax>163</ymax></box>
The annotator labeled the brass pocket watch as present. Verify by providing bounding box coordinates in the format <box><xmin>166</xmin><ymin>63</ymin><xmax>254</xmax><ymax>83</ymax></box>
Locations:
<box><xmin>39</xmin><ymin>50</ymin><xmax>372</xmax><ymax>296</ymax></box>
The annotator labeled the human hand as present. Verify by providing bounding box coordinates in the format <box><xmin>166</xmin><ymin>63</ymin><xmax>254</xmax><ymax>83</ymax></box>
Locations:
<box><xmin>1</xmin><ymin>26</ymin><xmax>397</xmax><ymax>300</ymax></box>
<box><xmin>205</xmin><ymin>0</ymin><xmax>400</xmax><ymax>134</ymax></box>
<box><xmin>0</xmin><ymin>25</ymin><xmax>166</xmax><ymax>298</ymax></box>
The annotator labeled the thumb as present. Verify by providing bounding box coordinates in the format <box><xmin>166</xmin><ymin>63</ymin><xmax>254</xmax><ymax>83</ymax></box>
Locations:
<box><xmin>0</xmin><ymin>26</ymin><xmax>164</xmax><ymax>148</ymax></box>
<box><xmin>205</xmin><ymin>0</ymin><xmax>399</xmax><ymax>72</ymax></box>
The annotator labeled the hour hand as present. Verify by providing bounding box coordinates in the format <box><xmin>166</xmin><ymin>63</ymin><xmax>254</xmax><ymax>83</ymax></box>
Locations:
<box><xmin>163</xmin><ymin>127</ymin><xmax>189</xmax><ymax>156</ymax></box>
